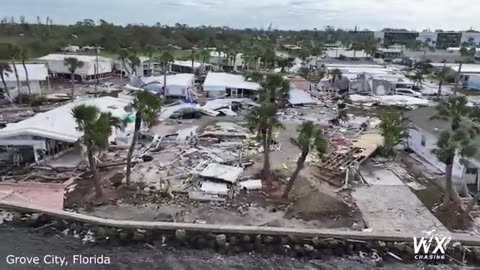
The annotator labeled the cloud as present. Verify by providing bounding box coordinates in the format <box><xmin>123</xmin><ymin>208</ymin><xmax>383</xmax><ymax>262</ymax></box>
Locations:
<box><xmin>0</xmin><ymin>0</ymin><xmax>479</xmax><ymax>30</ymax></box>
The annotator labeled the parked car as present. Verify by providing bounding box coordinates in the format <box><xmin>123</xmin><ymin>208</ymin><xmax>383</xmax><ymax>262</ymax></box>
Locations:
<box><xmin>394</xmin><ymin>88</ymin><xmax>423</xmax><ymax>98</ymax></box>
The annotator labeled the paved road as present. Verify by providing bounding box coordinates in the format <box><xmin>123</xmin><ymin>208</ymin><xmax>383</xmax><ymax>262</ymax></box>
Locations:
<box><xmin>0</xmin><ymin>225</ymin><xmax>461</xmax><ymax>270</ymax></box>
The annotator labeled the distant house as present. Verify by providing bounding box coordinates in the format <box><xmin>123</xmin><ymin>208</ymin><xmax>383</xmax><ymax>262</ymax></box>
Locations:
<box><xmin>115</xmin><ymin>57</ymin><xmax>159</xmax><ymax>77</ymax></box>
<box><xmin>405</xmin><ymin>107</ymin><xmax>480</xmax><ymax>193</ymax></box>
<box><xmin>37</xmin><ymin>54</ymin><xmax>113</xmax><ymax>81</ymax></box>
<box><xmin>325</xmin><ymin>48</ymin><xmax>369</xmax><ymax>59</ymax></box>
<box><xmin>203</xmin><ymin>72</ymin><xmax>260</xmax><ymax>98</ymax></box>
<box><xmin>170</xmin><ymin>60</ymin><xmax>212</xmax><ymax>74</ymax></box>
<box><xmin>209</xmin><ymin>51</ymin><xmax>245</xmax><ymax>71</ymax></box>
<box><xmin>375</xmin><ymin>48</ymin><xmax>403</xmax><ymax>59</ymax></box>
<box><xmin>0</xmin><ymin>64</ymin><xmax>49</xmax><ymax>99</ymax></box>
<box><xmin>63</xmin><ymin>45</ymin><xmax>80</xmax><ymax>53</ymax></box>
<box><xmin>128</xmin><ymin>73</ymin><xmax>195</xmax><ymax>98</ymax></box>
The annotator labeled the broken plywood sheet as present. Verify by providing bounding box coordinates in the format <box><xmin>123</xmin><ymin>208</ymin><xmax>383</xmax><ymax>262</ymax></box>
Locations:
<box><xmin>199</xmin><ymin>163</ymin><xmax>244</xmax><ymax>183</ymax></box>
<box><xmin>188</xmin><ymin>191</ymin><xmax>226</xmax><ymax>202</ymax></box>
<box><xmin>201</xmin><ymin>181</ymin><xmax>229</xmax><ymax>195</ymax></box>
<box><xmin>239</xmin><ymin>179</ymin><xmax>262</xmax><ymax>190</ymax></box>
<box><xmin>218</xmin><ymin>109</ymin><xmax>238</xmax><ymax>116</ymax></box>
<box><xmin>352</xmin><ymin>133</ymin><xmax>384</xmax><ymax>161</ymax></box>
<box><xmin>176</xmin><ymin>126</ymin><xmax>198</xmax><ymax>144</ymax></box>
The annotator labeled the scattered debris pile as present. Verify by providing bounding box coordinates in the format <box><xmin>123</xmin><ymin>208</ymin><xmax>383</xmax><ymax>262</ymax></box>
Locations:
<box><xmin>131</xmin><ymin>121</ymin><xmax>263</xmax><ymax>201</ymax></box>
<box><xmin>159</xmin><ymin>99</ymin><xmax>258</xmax><ymax>120</ymax></box>
<box><xmin>313</xmin><ymin>133</ymin><xmax>384</xmax><ymax>188</ymax></box>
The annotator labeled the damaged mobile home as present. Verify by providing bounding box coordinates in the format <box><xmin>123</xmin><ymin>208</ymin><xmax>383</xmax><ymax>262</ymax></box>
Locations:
<box><xmin>0</xmin><ymin>97</ymin><xmax>133</xmax><ymax>165</ymax></box>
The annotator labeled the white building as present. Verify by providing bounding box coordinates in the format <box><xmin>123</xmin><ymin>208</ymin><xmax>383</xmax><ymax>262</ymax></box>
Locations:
<box><xmin>405</xmin><ymin>107</ymin><xmax>480</xmax><ymax>193</ymax></box>
<box><xmin>142</xmin><ymin>74</ymin><xmax>195</xmax><ymax>97</ymax></box>
<box><xmin>203</xmin><ymin>72</ymin><xmax>260</xmax><ymax>98</ymax></box>
<box><xmin>115</xmin><ymin>56</ymin><xmax>159</xmax><ymax>77</ymax></box>
<box><xmin>63</xmin><ymin>45</ymin><xmax>81</xmax><ymax>53</ymax></box>
<box><xmin>37</xmin><ymin>54</ymin><xmax>113</xmax><ymax>81</ymax></box>
<box><xmin>325</xmin><ymin>48</ymin><xmax>369</xmax><ymax>59</ymax></box>
<box><xmin>1</xmin><ymin>64</ymin><xmax>49</xmax><ymax>99</ymax></box>
<box><xmin>209</xmin><ymin>51</ymin><xmax>245</xmax><ymax>71</ymax></box>
<box><xmin>170</xmin><ymin>60</ymin><xmax>212</xmax><ymax>74</ymax></box>
<box><xmin>0</xmin><ymin>97</ymin><xmax>133</xmax><ymax>164</ymax></box>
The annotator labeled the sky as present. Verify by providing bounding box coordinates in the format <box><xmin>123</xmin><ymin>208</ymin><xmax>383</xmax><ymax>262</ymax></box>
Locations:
<box><xmin>1</xmin><ymin>0</ymin><xmax>479</xmax><ymax>31</ymax></box>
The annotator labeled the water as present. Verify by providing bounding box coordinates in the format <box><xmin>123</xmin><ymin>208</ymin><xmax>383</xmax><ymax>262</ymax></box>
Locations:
<box><xmin>0</xmin><ymin>225</ymin><xmax>460</xmax><ymax>270</ymax></box>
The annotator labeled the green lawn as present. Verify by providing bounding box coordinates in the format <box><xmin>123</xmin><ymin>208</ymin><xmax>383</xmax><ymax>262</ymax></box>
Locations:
<box><xmin>459</xmin><ymin>88</ymin><xmax>480</xmax><ymax>96</ymax></box>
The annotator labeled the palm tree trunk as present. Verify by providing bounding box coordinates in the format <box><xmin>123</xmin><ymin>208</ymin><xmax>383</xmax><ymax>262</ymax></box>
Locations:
<box><xmin>126</xmin><ymin>112</ymin><xmax>141</xmax><ymax>186</ymax></box>
<box><xmin>454</xmin><ymin>62</ymin><xmax>463</xmax><ymax>96</ymax></box>
<box><xmin>443</xmin><ymin>162</ymin><xmax>453</xmax><ymax>206</ymax></box>
<box><xmin>464</xmin><ymin>192</ymin><xmax>480</xmax><ymax>216</ymax></box>
<box><xmin>163</xmin><ymin>64</ymin><xmax>167</xmax><ymax>96</ymax></box>
<box><xmin>22</xmin><ymin>61</ymin><xmax>31</xmax><ymax>95</ymax></box>
<box><xmin>148</xmin><ymin>60</ymin><xmax>152</xmax><ymax>76</ymax></box>
<box><xmin>283</xmin><ymin>148</ymin><xmax>309</xmax><ymax>198</ymax></box>
<box><xmin>70</xmin><ymin>72</ymin><xmax>75</xmax><ymax>100</ymax></box>
<box><xmin>191</xmin><ymin>53</ymin><xmax>195</xmax><ymax>74</ymax></box>
<box><xmin>261</xmin><ymin>130</ymin><xmax>272</xmax><ymax>187</ymax></box>
<box><xmin>0</xmin><ymin>74</ymin><xmax>10</xmax><ymax>99</ymax></box>
<box><xmin>443</xmin><ymin>160</ymin><xmax>463</xmax><ymax>207</ymax></box>
<box><xmin>87</xmin><ymin>143</ymin><xmax>103</xmax><ymax>198</ymax></box>
<box><xmin>11</xmin><ymin>60</ymin><xmax>21</xmax><ymax>103</ymax></box>
<box><xmin>438</xmin><ymin>80</ymin><xmax>443</xmax><ymax>96</ymax></box>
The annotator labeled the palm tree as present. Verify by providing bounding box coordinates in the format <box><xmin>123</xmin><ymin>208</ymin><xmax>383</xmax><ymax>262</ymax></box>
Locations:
<box><xmin>246</xmin><ymin>73</ymin><xmax>289</xmax><ymax>187</ymax></box>
<box><xmin>246</xmin><ymin>101</ymin><xmax>281</xmax><ymax>187</ymax></box>
<box><xmin>215</xmin><ymin>43</ymin><xmax>223</xmax><ymax>70</ymax></box>
<box><xmin>159</xmin><ymin>50</ymin><xmax>174</xmax><ymax>95</ymax></box>
<box><xmin>64</xmin><ymin>57</ymin><xmax>84</xmax><ymax>100</ymax></box>
<box><xmin>433</xmin><ymin>130</ymin><xmax>476</xmax><ymax>208</ymax></box>
<box><xmin>199</xmin><ymin>49</ymin><xmax>210</xmax><ymax>73</ymax></box>
<box><xmin>126</xmin><ymin>91</ymin><xmax>162</xmax><ymax>185</ymax></box>
<box><xmin>143</xmin><ymin>46</ymin><xmax>155</xmax><ymax>76</ymax></box>
<box><xmin>19</xmin><ymin>47</ymin><xmax>31</xmax><ymax>96</ymax></box>
<box><xmin>190</xmin><ymin>48</ymin><xmax>197</xmax><ymax>74</ymax></box>
<box><xmin>329</xmin><ymin>68</ymin><xmax>342</xmax><ymax>86</ymax></box>
<box><xmin>379</xmin><ymin>110</ymin><xmax>407</xmax><ymax>156</ymax></box>
<box><xmin>298</xmin><ymin>67</ymin><xmax>310</xmax><ymax>80</ymax></box>
<box><xmin>0</xmin><ymin>63</ymin><xmax>12</xmax><ymax>99</ymax></box>
<box><xmin>350</xmin><ymin>42</ymin><xmax>362</xmax><ymax>59</ymax></box>
<box><xmin>72</xmin><ymin>105</ymin><xmax>122</xmax><ymax>198</ymax></box>
<box><xmin>422</xmin><ymin>38</ymin><xmax>432</xmax><ymax>59</ymax></box>
<box><xmin>127</xmin><ymin>55</ymin><xmax>141</xmax><ymax>77</ymax></box>
<box><xmin>283</xmin><ymin>121</ymin><xmax>328</xmax><ymax>198</ymax></box>
<box><xmin>436</xmin><ymin>65</ymin><xmax>451</xmax><ymax>96</ymax></box>
<box><xmin>117</xmin><ymin>48</ymin><xmax>130</xmax><ymax>78</ymax></box>
<box><xmin>8</xmin><ymin>45</ymin><xmax>22</xmax><ymax>103</ymax></box>
<box><xmin>412</xmin><ymin>70</ymin><xmax>424</xmax><ymax>88</ymax></box>
<box><xmin>432</xmin><ymin>96</ymin><xmax>480</xmax><ymax>207</ymax></box>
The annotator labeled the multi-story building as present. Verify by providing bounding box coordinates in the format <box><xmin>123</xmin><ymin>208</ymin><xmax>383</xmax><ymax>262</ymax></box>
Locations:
<box><xmin>374</xmin><ymin>31</ymin><xmax>480</xmax><ymax>49</ymax></box>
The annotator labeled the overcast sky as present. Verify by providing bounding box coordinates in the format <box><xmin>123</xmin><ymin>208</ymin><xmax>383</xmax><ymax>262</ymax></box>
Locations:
<box><xmin>1</xmin><ymin>0</ymin><xmax>479</xmax><ymax>31</ymax></box>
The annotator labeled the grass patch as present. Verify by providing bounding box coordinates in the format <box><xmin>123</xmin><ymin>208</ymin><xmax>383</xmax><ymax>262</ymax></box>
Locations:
<box><xmin>459</xmin><ymin>88</ymin><xmax>480</xmax><ymax>96</ymax></box>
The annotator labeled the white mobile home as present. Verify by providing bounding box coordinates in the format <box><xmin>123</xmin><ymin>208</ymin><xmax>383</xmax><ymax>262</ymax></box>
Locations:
<box><xmin>37</xmin><ymin>54</ymin><xmax>113</xmax><ymax>81</ymax></box>
<box><xmin>1</xmin><ymin>64</ymin><xmax>49</xmax><ymax>99</ymax></box>
<box><xmin>203</xmin><ymin>72</ymin><xmax>260</xmax><ymax>98</ymax></box>
<box><xmin>405</xmin><ymin>107</ymin><xmax>480</xmax><ymax>193</ymax></box>
<box><xmin>0</xmin><ymin>97</ymin><xmax>133</xmax><ymax>165</ymax></box>
<box><xmin>128</xmin><ymin>73</ymin><xmax>195</xmax><ymax>97</ymax></box>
